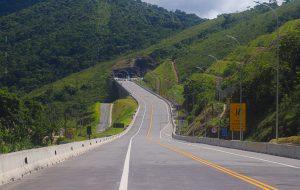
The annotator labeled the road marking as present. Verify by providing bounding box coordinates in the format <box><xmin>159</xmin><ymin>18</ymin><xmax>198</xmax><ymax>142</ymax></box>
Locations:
<box><xmin>157</xmin><ymin>91</ymin><xmax>300</xmax><ymax>169</ymax></box>
<box><xmin>155</xmin><ymin>141</ymin><xmax>278</xmax><ymax>190</ymax></box>
<box><xmin>159</xmin><ymin>100</ymin><xmax>171</xmax><ymax>139</ymax></box>
<box><xmin>146</xmin><ymin>106</ymin><xmax>154</xmax><ymax>139</ymax></box>
<box><xmin>119</xmin><ymin>98</ymin><xmax>147</xmax><ymax>190</ymax></box>
<box><xmin>171</xmin><ymin>140</ymin><xmax>300</xmax><ymax>169</ymax></box>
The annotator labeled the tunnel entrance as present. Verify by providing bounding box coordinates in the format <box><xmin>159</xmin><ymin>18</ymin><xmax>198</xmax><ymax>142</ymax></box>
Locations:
<box><xmin>112</xmin><ymin>56</ymin><xmax>157</xmax><ymax>78</ymax></box>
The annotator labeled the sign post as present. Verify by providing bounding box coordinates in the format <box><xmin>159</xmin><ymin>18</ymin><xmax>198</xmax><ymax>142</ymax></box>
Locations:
<box><xmin>230</xmin><ymin>103</ymin><xmax>246</xmax><ymax>140</ymax></box>
<box><xmin>87</xmin><ymin>126</ymin><xmax>92</xmax><ymax>140</ymax></box>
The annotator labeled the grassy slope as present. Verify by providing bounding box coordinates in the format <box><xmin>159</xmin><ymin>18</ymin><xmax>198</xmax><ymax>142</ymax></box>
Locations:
<box><xmin>134</xmin><ymin>2</ymin><xmax>300</xmax><ymax>142</ymax></box>
<box><xmin>187</xmin><ymin>19</ymin><xmax>300</xmax><ymax>142</ymax></box>
<box><xmin>92</xmin><ymin>102</ymin><xmax>101</xmax><ymax>130</ymax></box>
<box><xmin>112</xmin><ymin>96</ymin><xmax>138</xmax><ymax>127</ymax></box>
<box><xmin>137</xmin><ymin>1</ymin><xmax>300</xmax><ymax>107</ymax></box>
<box><xmin>90</xmin><ymin>96</ymin><xmax>138</xmax><ymax>138</ymax></box>
<box><xmin>60</xmin><ymin>96</ymin><xmax>138</xmax><ymax>141</ymax></box>
<box><xmin>143</xmin><ymin>59</ymin><xmax>184</xmax><ymax>103</ymax></box>
<box><xmin>29</xmin><ymin>2</ymin><xmax>300</xmax><ymax>105</ymax></box>
<box><xmin>27</xmin><ymin>2</ymin><xmax>300</xmax><ymax>143</ymax></box>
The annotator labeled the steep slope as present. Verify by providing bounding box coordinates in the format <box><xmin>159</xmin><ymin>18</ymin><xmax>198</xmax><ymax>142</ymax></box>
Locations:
<box><xmin>137</xmin><ymin>1</ymin><xmax>300</xmax><ymax>102</ymax></box>
<box><xmin>0</xmin><ymin>0</ymin><xmax>202</xmax><ymax>92</ymax></box>
<box><xmin>29</xmin><ymin>1</ymin><xmax>300</xmax><ymax>139</ymax></box>
<box><xmin>183</xmin><ymin>19</ymin><xmax>300</xmax><ymax>142</ymax></box>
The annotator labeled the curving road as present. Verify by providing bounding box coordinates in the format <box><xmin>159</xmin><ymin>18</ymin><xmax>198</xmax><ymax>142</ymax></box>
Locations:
<box><xmin>2</xmin><ymin>81</ymin><xmax>300</xmax><ymax>190</ymax></box>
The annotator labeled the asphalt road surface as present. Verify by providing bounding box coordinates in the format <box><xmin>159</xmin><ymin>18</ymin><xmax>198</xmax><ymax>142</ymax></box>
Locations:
<box><xmin>2</xmin><ymin>81</ymin><xmax>300</xmax><ymax>190</ymax></box>
<box><xmin>97</xmin><ymin>103</ymin><xmax>112</xmax><ymax>132</ymax></box>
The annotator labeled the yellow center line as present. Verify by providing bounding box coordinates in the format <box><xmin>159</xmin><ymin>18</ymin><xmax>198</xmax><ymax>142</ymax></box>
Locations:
<box><xmin>155</xmin><ymin>140</ymin><xmax>278</xmax><ymax>190</ymax></box>
<box><xmin>146</xmin><ymin>105</ymin><xmax>154</xmax><ymax>139</ymax></box>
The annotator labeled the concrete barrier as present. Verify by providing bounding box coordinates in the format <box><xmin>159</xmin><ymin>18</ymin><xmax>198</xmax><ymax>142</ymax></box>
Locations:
<box><xmin>172</xmin><ymin>133</ymin><xmax>300</xmax><ymax>159</ymax></box>
<box><xmin>135</xmin><ymin>81</ymin><xmax>300</xmax><ymax>160</ymax></box>
<box><xmin>0</xmin><ymin>99</ymin><xmax>140</xmax><ymax>186</ymax></box>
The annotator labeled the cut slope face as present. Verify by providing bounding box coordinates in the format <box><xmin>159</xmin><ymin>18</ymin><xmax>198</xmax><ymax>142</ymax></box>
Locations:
<box><xmin>0</xmin><ymin>0</ymin><xmax>203</xmax><ymax>92</ymax></box>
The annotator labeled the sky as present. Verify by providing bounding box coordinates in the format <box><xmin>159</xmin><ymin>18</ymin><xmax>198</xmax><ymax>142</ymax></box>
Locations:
<box><xmin>143</xmin><ymin>0</ymin><xmax>284</xmax><ymax>19</ymax></box>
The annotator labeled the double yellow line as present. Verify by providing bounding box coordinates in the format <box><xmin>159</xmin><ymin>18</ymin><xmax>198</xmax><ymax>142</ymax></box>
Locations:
<box><xmin>145</xmin><ymin>105</ymin><xmax>277</xmax><ymax>190</ymax></box>
<box><xmin>146</xmin><ymin>106</ymin><xmax>154</xmax><ymax>139</ymax></box>
<box><xmin>156</xmin><ymin>141</ymin><xmax>278</xmax><ymax>190</ymax></box>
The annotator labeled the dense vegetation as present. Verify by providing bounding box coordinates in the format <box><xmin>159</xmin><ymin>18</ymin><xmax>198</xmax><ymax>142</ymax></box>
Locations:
<box><xmin>137</xmin><ymin>1</ymin><xmax>300</xmax><ymax>142</ymax></box>
<box><xmin>0</xmin><ymin>0</ymin><xmax>202</xmax><ymax>153</ymax></box>
<box><xmin>0</xmin><ymin>89</ymin><xmax>57</xmax><ymax>152</ymax></box>
<box><xmin>1</xmin><ymin>0</ymin><xmax>299</xmax><ymax>153</ymax></box>
<box><xmin>181</xmin><ymin>19</ymin><xmax>300</xmax><ymax>141</ymax></box>
<box><xmin>0</xmin><ymin>0</ymin><xmax>202</xmax><ymax>92</ymax></box>
<box><xmin>111</xmin><ymin>96</ymin><xmax>138</xmax><ymax>127</ymax></box>
<box><xmin>0</xmin><ymin>0</ymin><xmax>45</xmax><ymax>16</ymax></box>
<box><xmin>142</xmin><ymin>59</ymin><xmax>184</xmax><ymax>104</ymax></box>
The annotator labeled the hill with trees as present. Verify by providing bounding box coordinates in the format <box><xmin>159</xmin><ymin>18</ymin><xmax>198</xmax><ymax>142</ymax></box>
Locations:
<box><xmin>135</xmin><ymin>0</ymin><xmax>300</xmax><ymax>142</ymax></box>
<box><xmin>1</xmin><ymin>0</ymin><xmax>300</xmax><ymax>153</ymax></box>
<box><xmin>0</xmin><ymin>0</ymin><xmax>46</xmax><ymax>16</ymax></box>
<box><xmin>29</xmin><ymin>0</ymin><xmax>300</xmax><ymax>144</ymax></box>
<box><xmin>0</xmin><ymin>0</ymin><xmax>203</xmax><ymax>92</ymax></box>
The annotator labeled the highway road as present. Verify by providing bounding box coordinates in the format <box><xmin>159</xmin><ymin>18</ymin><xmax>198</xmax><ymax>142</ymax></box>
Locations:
<box><xmin>2</xmin><ymin>81</ymin><xmax>300</xmax><ymax>190</ymax></box>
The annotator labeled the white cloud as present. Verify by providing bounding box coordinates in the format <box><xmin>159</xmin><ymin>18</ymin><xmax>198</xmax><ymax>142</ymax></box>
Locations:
<box><xmin>143</xmin><ymin>0</ymin><xmax>284</xmax><ymax>19</ymax></box>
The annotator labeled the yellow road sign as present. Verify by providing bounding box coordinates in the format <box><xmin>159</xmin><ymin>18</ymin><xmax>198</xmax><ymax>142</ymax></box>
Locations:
<box><xmin>230</xmin><ymin>103</ymin><xmax>246</xmax><ymax>132</ymax></box>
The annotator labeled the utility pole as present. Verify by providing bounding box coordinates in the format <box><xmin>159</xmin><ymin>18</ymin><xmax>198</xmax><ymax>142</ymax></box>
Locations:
<box><xmin>208</xmin><ymin>55</ymin><xmax>221</xmax><ymax>101</ymax></box>
<box><xmin>254</xmin><ymin>0</ymin><xmax>280</xmax><ymax>142</ymax></box>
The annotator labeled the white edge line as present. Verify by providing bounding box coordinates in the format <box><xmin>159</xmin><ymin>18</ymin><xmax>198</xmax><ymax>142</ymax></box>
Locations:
<box><xmin>173</xmin><ymin>140</ymin><xmax>300</xmax><ymax>169</ymax></box>
<box><xmin>118</xmin><ymin>87</ymin><xmax>147</xmax><ymax>190</ymax></box>
<box><xmin>157</xmin><ymin>88</ymin><xmax>300</xmax><ymax>169</ymax></box>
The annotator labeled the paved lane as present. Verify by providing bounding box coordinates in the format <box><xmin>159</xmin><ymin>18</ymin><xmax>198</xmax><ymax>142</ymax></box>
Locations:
<box><xmin>97</xmin><ymin>103</ymin><xmax>112</xmax><ymax>132</ymax></box>
<box><xmin>2</xmin><ymin>80</ymin><xmax>300</xmax><ymax>190</ymax></box>
<box><xmin>121</xmin><ymin>81</ymin><xmax>300</xmax><ymax>190</ymax></box>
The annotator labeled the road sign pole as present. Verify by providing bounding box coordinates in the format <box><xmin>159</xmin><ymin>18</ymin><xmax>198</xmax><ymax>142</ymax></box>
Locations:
<box><xmin>254</xmin><ymin>0</ymin><xmax>280</xmax><ymax>143</ymax></box>
<box><xmin>240</xmin><ymin>79</ymin><xmax>243</xmax><ymax>141</ymax></box>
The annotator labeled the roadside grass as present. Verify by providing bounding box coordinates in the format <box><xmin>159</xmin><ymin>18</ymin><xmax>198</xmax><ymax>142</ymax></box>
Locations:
<box><xmin>270</xmin><ymin>136</ymin><xmax>300</xmax><ymax>145</ymax></box>
<box><xmin>112</xmin><ymin>96</ymin><xmax>138</xmax><ymax>127</ymax></box>
<box><xmin>92</xmin><ymin>127</ymin><xmax>124</xmax><ymax>138</ymax></box>
<box><xmin>143</xmin><ymin>59</ymin><xmax>184</xmax><ymax>104</ymax></box>
<box><xmin>91</xmin><ymin>102</ymin><xmax>101</xmax><ymax>134</ymax></box>
<box><xmin>58</xmin><ymin>96</ymin><xmax>138</xmax><ymax>143</ymax></box>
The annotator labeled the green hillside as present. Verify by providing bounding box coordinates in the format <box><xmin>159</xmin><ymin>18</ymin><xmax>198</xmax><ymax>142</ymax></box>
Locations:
<box><xmin>1</xmin><ymin>1</ymin><xmax>300</xmax><ymax>153</ymax></box>
<box><xmin>0</xmin><ymin>0</ymin><xmax>202</xmax><ymax>92</ymax></box>
<box><xmin>182</xmin><ymin>19</ymin><xmax>300</xmax><ymax>142</ymax></box>
<box><xmin>0</xmin><ymin>0</ymin><xmax>46</xmax><ymax>16</ymax></box>
<box><xmin>135</xmin><ymin>1</ymin><xmax>300</xmax><ymax>142</ymax></box>
<box><xmin>29</xmin><ymin>1</ymin><xmax>300</xmax><ymax>143</ymax></box>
